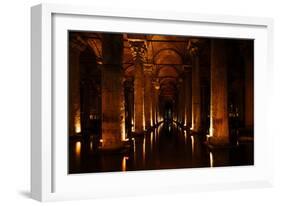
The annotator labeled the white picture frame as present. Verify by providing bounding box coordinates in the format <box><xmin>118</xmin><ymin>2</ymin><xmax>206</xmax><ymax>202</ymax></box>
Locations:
<box><xmin>31</xmin><ymin>3</ymin><xmax>274</xmax><ymax>202</ymax></box>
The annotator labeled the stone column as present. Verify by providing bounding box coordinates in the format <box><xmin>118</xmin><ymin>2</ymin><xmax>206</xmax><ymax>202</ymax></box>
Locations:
<box><xmin>151</xmin><ymin>79</ymin><xmax>156</xmax><ymax>127</ymax></box>
<box><xmin>144</xmin><ymin>64</ymin><xmax>153</xmax><ymax>130</ymax></box>
<box><xmin>124</xmin><ymin>78</ymin><xmax>134</xmax><ymax>137</ymax></box>
<box><xmin>154</xmin><ymin>80</ymin><xmax>160</xmax><ymax>124</ymax></box>
<box><xmin>209</xmin><ymin>39</ymin><xmax>229</xmax><ymax>145</ymax></box>
<box><xmin>69</xmin><ymin>37</ymin><xmax>86</xmax><ymax>136</ymax></box>
<box><xmin>188</xmin><ymin>41</ymin><xmax>201</xmax><ymax>133</ymax></box>
<box><xmin>101</xmin><ymin>34</ymin><xmax>124</xmax><ymax>149</ymax></box>
<box><xmin>177</xmin><ymin>78</ymin><xmax>184</xmax><ymax>125</ymax></box>
<box><xmin>183</xmin><ymin>66</ymin><xmax>192</xmax><ymax>129</ymax></box>
<box><xmin>244</xmin><ymin>42</ymin><xmax>254</xmax><ymax>129</ymax></box>
<box><xmin>129</xmin><ymin>40</ymin><xmax>147</xmax><ymax>135</ymax></box>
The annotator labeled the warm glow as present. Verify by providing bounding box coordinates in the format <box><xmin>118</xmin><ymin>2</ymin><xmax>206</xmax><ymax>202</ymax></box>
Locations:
<box><xmin>132</xmin><ymin>138</ymin><xmax>136</xmax><ymax>160</ymax></box>
<box><xmin>75</xmin><ymin>120</ymin><xmax>81</xmax><ymax>133</ymax></box>
<box><xmin>209</xmin><ymin>112</ymin><xmax>213</xmax><ymax>137</ymax></box>
<box><xmin>75</xmin><ymin>141</ymin><xmax>81</xmax><ymax>156</ymax></box>
<box><xmin>191</xmin><ymin>108</ymin><xmax>194</xmax><ymax>131</ymax></box>
<box><xmin>150</xmin><ymin>108</ymin><xmax>153</xmax><ymax>126</ymax></box>
<box><xmin>89</xmin><ymin>114</ymin><xmax>94</xmax><ymax>120</ymax></box>
<box><xmin>184</xmin><ymin>130</ymin><xmax>187</xmax><ymax>145</ymax></box>
<box><xmin>184</xmin><ymin>112</ymin><xmax>187</xmax><ymax>127</ymax></box>
<box><xmin>191</xmin><ymin>135</ymin><xmax>194</xmax><ymax>155</ymax></box>
<box><xmin>236</xmin><ymin>140</ymin><xmax>239</xmax><ymax>146</ymax></box>
<box><xmin>209</xmin><ymin>98</ymin><xmax>213</xmax><ymax>137</ymax></box>
<box><xmin>121</xmin><ymin>121</ymin><xmax>126</xmax><ymax>141</ymax></box>
<box><xmin>143</xmin><ymin>107</ymin><xmax>146</xmax><ymax>130</ymax></box>
<box><xmin>90</xmin><ymin>141</ymin><xmax>93</xmax><ymax>151</ymax></box>
<box><xmin>99</xmin><ymin>139</ymin><xmax>103</xmax><ymax>147</ymax></box>
<box><xmin>122</xmin><ymin>156</ymin><xmax>129</xmax><ymax>171</ymax></box>
<box><xmin>150</xmin><ymin>132</ymin><xmax>153</xmax><ymax>152</ymax></box>
<box><xmin>131</xmin><ymin>119</ymin><xmax>134</xmax><ymax>132</ymax></box>
<box><xmin>209</xmin><ymin>152</ymin><xmax>214</xmax><ymax>167</ymax></box>
<box><xmin>143</xmin><ymin>137</ymin><xmax>146</xmax><ymax>164</ymax></box>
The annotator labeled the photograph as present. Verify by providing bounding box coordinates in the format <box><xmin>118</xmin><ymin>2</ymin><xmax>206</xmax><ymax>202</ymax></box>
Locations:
<box><xmin>68</xmin><ymin>31</ymin><xmax>254</xmax><ymax>174</ymax></box>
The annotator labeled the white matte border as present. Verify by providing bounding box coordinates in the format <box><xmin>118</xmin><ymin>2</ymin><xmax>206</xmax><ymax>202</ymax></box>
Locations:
<box><xmin>31</xmin><ymin>3</ymin><xmax>274</xmax><ymax>202</ymax></box>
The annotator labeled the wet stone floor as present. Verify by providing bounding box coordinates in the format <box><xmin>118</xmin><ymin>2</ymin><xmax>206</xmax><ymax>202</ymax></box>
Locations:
<box><xmin>69</xmin><ymin>122</ymin><xmax>253</xmax><ymax>174</ymax></box>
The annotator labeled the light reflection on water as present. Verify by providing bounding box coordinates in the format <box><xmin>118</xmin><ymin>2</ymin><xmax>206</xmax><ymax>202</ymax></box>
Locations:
<box><xmin>209</xmin><ymin>152</ymin><xmax>214</xmax><ymax>167</ymax></box>
<box><xmin>191</xmin><ymin>135</ymin><xmax>194</xmax><ymax>156</ymax></box>
<box><xmin>75</xmin><ymin>141</ymin><xmax>81</xmax><ymax>157</ymax></box>
<box><xmin>150</xmin><ymin>131</ymin><xmax>153</xmax><ymax>152</ymax></box>
<box><xmin>69</xmin><ymin>122</ymin><xmax>253</xmax><ymax>173</ymax></box>
<box><xmin>122</xmin><ymin>156</ymin><xmax>129</xmax><ymax>171</ymax></box>
<box><xmin>142</xmin><ymin>137</ymin><xmax>146</xmax><ymax>166</ymax></box>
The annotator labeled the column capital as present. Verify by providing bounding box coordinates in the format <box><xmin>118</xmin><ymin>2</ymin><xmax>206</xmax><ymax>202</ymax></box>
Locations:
<box><xmin>187</xmin><ymin>39</ymin><xmax>201</xmax><ymax>57</ymax></box>
<box><xmin>128</xmin><ymin>39</ymin><xmax>147</xmax><ymax>62</ymax></box>
<box><xmin>143</xmin><ymin>63</ymin><xmax>153</xmax><ymax>75</ymax></box>
<box><xmin>152</xmin><ymin>79</ymin><xmax>160</xmax><ymax>90</ymax></box>
<box><xmin>87</xmin><ymin>38</ymin><xmax>103</xmax><ymax>64</ymax></box>
<box><xmin>70</xmin><ymin>34</ymin><xmax>87</xmax><ymax>52</ymax></box>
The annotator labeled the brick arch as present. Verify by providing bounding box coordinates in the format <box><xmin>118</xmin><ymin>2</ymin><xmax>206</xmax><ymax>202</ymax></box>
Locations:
<box><xmin>154</xmin><ymin>48</ymin><xmax>183</xmax><ymax>65</ymax></box>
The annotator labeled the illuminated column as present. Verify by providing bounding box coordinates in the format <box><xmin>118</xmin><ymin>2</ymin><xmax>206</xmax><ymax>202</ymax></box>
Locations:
<box><xmin>154</xmin><ymin>80</ymin><xmax>160</xmax><ymax>124</ymax></box>
<box><xmin>188</xmin><ymin>40</ymin><xmax>201</xmax><ymax>132</ymax></box>
<box><xmin>101</xmin><ymin>34</ymin><xmax>124</xmax><ymax>149</ymax></box>
<box><xmin>209</xmin><ymin>39</ymin><xmax>229</xmax><ymax>145</ymax></box>
<box><xmin>144</xmin><ymin>64</ymin><xmax>153</xmax><ymax>130</ymax></box>
<box><xmin>129</xmin><ymin>40</ymin><xmax>147</xmax><ymax>134</ymax></box>
<box><xmin>151</xmin><ymin>79</ymin><xmax>156</xmax><ymax>127</ymax></box>
<box><xmin>120</xmin><ymin>78</ymin><xmax>126</xmax><ymax>141</ymax></box>
<box><xmin>69</xmin><ymin>37</ymin><xmax>86</xmax><ymax>136</ymax></box>
<box><xmin>177</xmin><ymin>78</ymin><xmax>184</xmax><ymax>125</ymax></box>
<box><xmin>183</xmin><ymin>66</ymin><xmax>192</xmax><ymax>129</ymax></box>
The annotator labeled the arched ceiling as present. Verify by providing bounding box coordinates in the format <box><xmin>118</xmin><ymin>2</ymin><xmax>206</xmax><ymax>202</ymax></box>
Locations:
<box><xmin>154</xmin><ymin>49</ymin><xmax>182</xmax><ymax>64</ymax></box>
<box><xmin>158</xmin><ymin>66</ymin><xmax>179</xmax><ymax>78</ymax></box>
<box><xmin>72</xmin><ymin>32</ymin><xmax>210</xmax><ymax>101</ymax></box>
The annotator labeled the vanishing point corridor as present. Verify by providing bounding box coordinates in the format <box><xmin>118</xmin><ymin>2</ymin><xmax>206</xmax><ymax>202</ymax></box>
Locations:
<box><xmin>68</xmin><ymin>32</ymin><xmax>254</xmax><ymax>173</ymax></box>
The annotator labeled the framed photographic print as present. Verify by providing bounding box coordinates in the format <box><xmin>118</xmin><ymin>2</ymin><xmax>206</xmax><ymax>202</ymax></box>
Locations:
<box><xmin>31</xmin><ymin>3</ymin><xmax>274</xmax><ymax>201</ymax></box>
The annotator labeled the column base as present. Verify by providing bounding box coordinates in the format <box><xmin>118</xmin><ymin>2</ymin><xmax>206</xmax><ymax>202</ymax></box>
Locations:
<box><xmin>99</xmin><ymin>140</ymin><xmax>129</xmax><ymax>152</ymax></box>
<box><xmin>190</xmin><ymin>128</ymin><xmax>203</xmax><ymax>135</ymax></box>
<box><xmin>132</xmin><ymin>131</ymin><xmax>145</xmax><ymax>137</ymax></box>
<box><xmin>206</xmin><ymin>136</ymin><xmax>232</xmax><ymax>149</ymax></box>
<box><xmin>100</xmin><ymin>143</ymin><xmax>124</xmax><ymax>150</ymax></box>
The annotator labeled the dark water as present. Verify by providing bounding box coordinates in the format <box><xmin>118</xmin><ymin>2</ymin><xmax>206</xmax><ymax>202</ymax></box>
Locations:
<box><xmin>69</xmin><ymin>122</ymin><xmax>253</xmax><ymax>174</ymax></box>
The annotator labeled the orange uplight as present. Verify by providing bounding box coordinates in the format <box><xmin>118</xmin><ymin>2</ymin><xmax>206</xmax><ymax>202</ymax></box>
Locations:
<box><xmin>75</xmin><ymin>120</ymin><xmax>81</xmax><ymax>134</ymax></box>
<box><xmin>121</xmin><ymin>121</ymin><xmax>126</xmax><ymax>141</ymax></box>
<box><xmin>90</xmin><ymin>141</ymin><xmax>93</xmax><ymax>151</ymax></box>
<box><xmin>75</xmin><ymin>141</ymin><xmax>81</xmax><ymax>157</ymax></box>
<box><xmin>191</xmin><ymin>135</ymin><xmax>194</xmax><ymax>155</ymax></box>
<box><xmin>122</xmin><ymin>156</ymin><xmax>129</xmax><ymax>171</ymax></box>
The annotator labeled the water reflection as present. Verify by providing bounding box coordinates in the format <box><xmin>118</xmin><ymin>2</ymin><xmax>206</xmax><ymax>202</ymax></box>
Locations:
<box><xmin>142</xmin><ymin>137</ymin><xmax>146</xmax><ymax>166</ymax></box>
<box><xmin>69</xmin><ymin>122</ymin><xmax>253</xmax><ymax>173</ymax></box>
<box><xmin>122</xmin><ymin>156</ymin><xmax>129</xmax><ymax>171</ymax></box>
<box><xmin>191</xmin><ymin>135</ymin><xmax>194</xmax><ymax>156</ymax></box>
<box><xmin>75</xmin><ymin>141</ymin><xmax>81</xmax><ymax>155</ymax></box>
<box><xmin>209</xmin><ymin>152</ymin><xmax>214</xmax><ymax>167</ymax></box>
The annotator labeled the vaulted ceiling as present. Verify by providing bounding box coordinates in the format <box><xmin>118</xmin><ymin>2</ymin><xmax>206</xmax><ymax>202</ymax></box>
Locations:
<box><xmin>70</xmin><ymin>32</ymin><xmax>210</xmax><ymax>100</ymax></box>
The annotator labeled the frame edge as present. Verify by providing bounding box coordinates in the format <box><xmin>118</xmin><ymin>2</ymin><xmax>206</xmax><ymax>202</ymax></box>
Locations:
<box><xmin>31</xmin><ymin>4</ymin><xmax>43</xmax><ymax>201</ymax></box>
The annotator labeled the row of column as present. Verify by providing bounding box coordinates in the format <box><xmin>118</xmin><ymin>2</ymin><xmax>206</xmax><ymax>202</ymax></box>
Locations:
<box><xmin>129</xmin><ymin>40</ymin><xmax>160</xmax><ymax>135</ymax></box>
<box><xmin>175</xmin><ymin>39</ymin><xmax>253</xmax><ymax>146</ymax></box>
<box><xmin>69</xmin><ymin>36</ymin><xmax>253</xmax><ymax>149</ymax></box>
